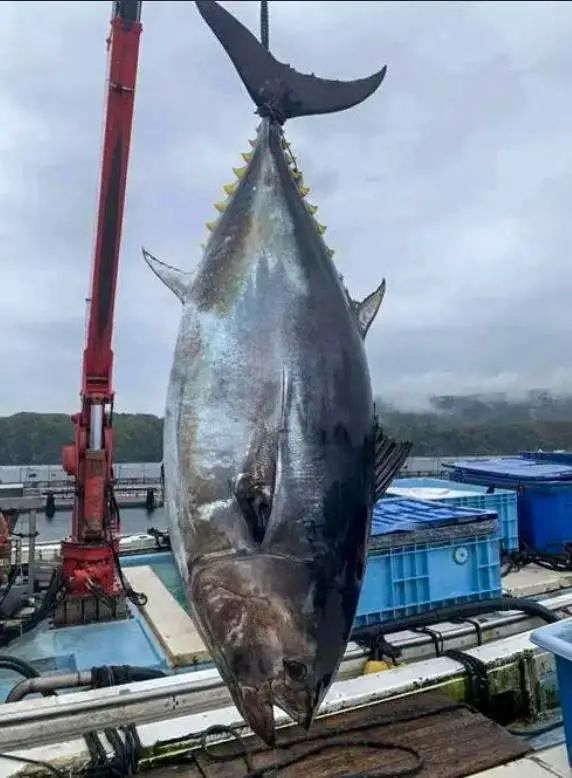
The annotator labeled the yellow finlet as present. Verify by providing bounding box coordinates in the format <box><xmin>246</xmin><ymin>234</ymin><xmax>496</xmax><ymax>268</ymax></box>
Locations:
<box><xmin>241</xmin><ymin>152</ymin><xmax>253</xmax><ymax>163</ymax></box>
<box><xmin>233</xmin><ymin>166</ymin><xmax>247</xmax><ymax>179</ymax></box>
<box><xmin>290</xmin><ymin>168</ymin><xmax>303</xmax><ymax>181</ymax></box>
<box><xmin>206</xmin><ymin>221</ymin><xmax>217</xmax><ymax>232</ymax></box>
<box><xmin>214</xmin><ymin>201</ymin><xmax>227</xmax><ymax>213</ymax></box>
<box><xmin>305</xmin><ymin>203</ymin><xmax>318</xmax><ymax>215</ymax></box>
<box><xmin>223</xmin><ymin>183</ymin><xmax>237</xmax><ymax>196</ymax></box>
<box><xmin>363</xmin><ymin>659</ymin><xmax>392</xmax><ymax>675</ymax></box>
<box><xmin>315</xmin><ymin>221</ymin><xmax>327</xmax><ymax>235</ymax></box>
<box><xmin>298</xmin><ymin>186</ymin><xmax>310</xmax><ymax>197</ymax></box>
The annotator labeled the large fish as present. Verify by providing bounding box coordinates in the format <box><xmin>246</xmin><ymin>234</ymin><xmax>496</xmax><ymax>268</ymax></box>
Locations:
<box><xmin>144</xmin><ymin>0</ymin><xmax>411</xmax><ymax>746</ymax></box>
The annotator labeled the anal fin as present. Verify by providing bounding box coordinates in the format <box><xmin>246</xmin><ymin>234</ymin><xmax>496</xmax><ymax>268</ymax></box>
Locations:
<box><xmin>373</xmin><ymin>420</ymin><xmax>412</xmax><ymax>502</ymax></box>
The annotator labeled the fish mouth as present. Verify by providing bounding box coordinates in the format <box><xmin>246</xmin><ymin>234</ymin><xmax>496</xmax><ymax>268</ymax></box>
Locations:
<box><xmin>271</xmin><ymin>676</ymin><xmax>323</xmax><ymax>733</ymax></box>
<box><xmin>233</xmin><ymin>684</ymin><xmax>277</xmax><ymax>747</ymax></box>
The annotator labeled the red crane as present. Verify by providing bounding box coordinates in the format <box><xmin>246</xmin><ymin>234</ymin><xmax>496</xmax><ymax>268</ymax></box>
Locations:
<box><xmin>59</xmin><ymin>0</ymin><xmax>143</xmax><ymax>626</ymax></box>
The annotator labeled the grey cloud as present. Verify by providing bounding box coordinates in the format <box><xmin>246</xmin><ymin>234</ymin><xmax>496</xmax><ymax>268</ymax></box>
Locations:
<box><xmin>0</xmin><ymin>1</ymin><xmax>571</xmax><ymax>415</ymax></box>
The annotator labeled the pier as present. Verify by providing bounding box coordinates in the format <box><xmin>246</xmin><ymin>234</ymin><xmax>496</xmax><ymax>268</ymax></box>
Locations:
<box><xmin>0</xmin><ymin>456</ymin><xmax>484</xmax><ymax>516</ymax></box>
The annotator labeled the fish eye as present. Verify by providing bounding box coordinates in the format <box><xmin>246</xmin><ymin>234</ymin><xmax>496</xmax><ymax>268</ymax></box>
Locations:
<box><xmin>283</xmin><ymin>659</ymin><xmax>307</xmax><ymax>682</ymax></box>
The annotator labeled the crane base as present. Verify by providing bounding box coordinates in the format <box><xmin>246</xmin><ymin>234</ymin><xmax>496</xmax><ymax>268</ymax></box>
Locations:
<box><xmin>54</xmin><ymin>592</ymin><xmax>128</xmax><ymax>627</ymax></box>
<box><xmin>56</xmin><ymin>541</ymin><xmax>128</xmax><ymax>627</ymax></box>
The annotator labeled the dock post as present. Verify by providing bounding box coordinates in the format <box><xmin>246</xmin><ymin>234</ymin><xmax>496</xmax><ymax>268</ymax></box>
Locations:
<box><xmin>27</xmin><ymin>510</ymin><xmax>36</xmax><ymax>598</ymax></box>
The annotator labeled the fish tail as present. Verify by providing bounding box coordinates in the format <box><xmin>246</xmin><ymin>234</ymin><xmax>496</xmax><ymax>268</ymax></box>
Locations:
<box><xmin>195</xmin><ymin>1</ymin><xmax>386</xmax><ymax>124</ymax></box>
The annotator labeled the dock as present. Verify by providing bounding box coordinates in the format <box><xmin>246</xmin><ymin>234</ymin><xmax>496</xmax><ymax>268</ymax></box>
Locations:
<box><xmin>124</xmin><ymin>566</ymin><xmax>209</xmax><ymax>667</ymax></box>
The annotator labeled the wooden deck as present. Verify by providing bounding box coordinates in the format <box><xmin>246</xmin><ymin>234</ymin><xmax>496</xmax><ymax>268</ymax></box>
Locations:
<box><xmin>143</xmin><ymin>690</ymin><xmax>530</xmax><ymax>777</ymax></box>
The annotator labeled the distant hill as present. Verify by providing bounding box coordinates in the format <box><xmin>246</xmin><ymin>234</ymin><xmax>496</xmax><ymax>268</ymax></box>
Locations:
<box><xmin>376</xmin><ymin>391</ymin><xmax>572</xmax><ymax>456</ymax></box>
<box><xmin>0</xmin><ymin>413</ymin><xmax>162</xmax><ymax>465</ymax></box>
<box><xmin>2</xmin><ymin>392</ymin><xmax>572</xmax><ymax>464</ymax></box>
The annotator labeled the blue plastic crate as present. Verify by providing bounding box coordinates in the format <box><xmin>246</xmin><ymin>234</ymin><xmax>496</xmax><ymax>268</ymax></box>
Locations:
<box><xmin>388</xmin><ymin>478</ymin><xmax>519</xmax><ymax>552</ymax></box>
<box><xmin>531</xmin><ymin>618</ymin><xmax>572</xmax><ymax>765</ymax></box>
<box><xmin>517</xmin><ymin>487</ymin><xmax>572</xmax><ymax>551</ymax></box>
<box><xmin>356</xmin><ymin>498</ymin><xmax>501</xmax><ymax>625</ymax></box>
<box><xmin>446</xmin><ymin>458</ymin><xmax>572</xmax><ymax>552</ymax></box>
<box><xmin>445</xmin><ymin>457</ymin><xmax>572</xmax><ymax>487</ymax></box>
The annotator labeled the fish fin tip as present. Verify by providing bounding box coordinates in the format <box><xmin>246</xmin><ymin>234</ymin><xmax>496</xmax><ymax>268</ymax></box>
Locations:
<box><xmin>223</xmin><ymin>182</ymin><xmax>237</xmax><ymax>196</ymax></box>
<box><xmin>214</xmin><ymin>200</ymin><xmax>227</xmax><ymax>213</ymax></box>
<box><xmin>141</xmin><ymin>247</ymin><xmax>189</xmax><ymax>303</ymax></box>
<box><xmin>353</xmin><ymin>278</ymin><xmax>386</xmax><ymax>338</ymax></box>
<box><xmin>195</xmin><ymin>0</ymin><xmax>386</xmax><ymax>122</ymax></box>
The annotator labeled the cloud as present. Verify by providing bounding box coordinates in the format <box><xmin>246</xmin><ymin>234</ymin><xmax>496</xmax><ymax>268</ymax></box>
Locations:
<box><xmin>0</xmin><ymin>1</ymin><xmax>570</xmax><ymax>415</ymax></box>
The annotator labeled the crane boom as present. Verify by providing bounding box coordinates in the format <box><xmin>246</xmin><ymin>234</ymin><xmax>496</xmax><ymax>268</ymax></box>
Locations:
<box><xmin>59</xmin><ymin>1</ymin><xmax>143</xmax><ymax>626</ymax></box>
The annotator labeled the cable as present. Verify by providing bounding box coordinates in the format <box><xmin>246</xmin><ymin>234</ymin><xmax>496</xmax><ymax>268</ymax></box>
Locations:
<box><xmin>246</xmin><ymin>740</ymin><xmax>423</xmax><ymax>777</ymax></box>
<box><xmin>0</xmin><ymin>568</ymin><xmax>66</xmax><ymax>648</ymax></box>
<box><xmin>260</xmin><ymin>0</ymin><xmax>269</xmax><ymax>50</ymax></box>
<box><xmin>149</xmin><ymin>702</ymin><xmax>473</xmax><ymax>776</ymax></box>
<box><xmin>352</xmin><ymin>596</ymin><xmax>559</xmax><ymax>654</ymax></box>
<box><xmin>0</xmin><ymin>752</ymin><xmax>65</xmax><ymax>776</ymax></box>
<box><xmin>107</xmin><ymin>489</ymin><xmax>148</xmax><ymax>608</ymax></box>
<box><xmin>0</xmin><ymin>655</ymin><xmax>41</xmax><ymax>679</ymax></box>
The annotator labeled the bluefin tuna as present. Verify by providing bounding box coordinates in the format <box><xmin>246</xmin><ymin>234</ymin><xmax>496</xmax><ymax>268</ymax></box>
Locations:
<box><xmin>143</xmin><ymin>0</ymin><xmax>411</xmax><ymax>746</ymax></box>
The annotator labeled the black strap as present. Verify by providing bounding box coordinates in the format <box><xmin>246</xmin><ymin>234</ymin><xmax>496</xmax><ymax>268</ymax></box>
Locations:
<box><xmin>414</xmin><ymin>625</ymin><xmax>445</xmax><ymax>657</ymax></box>
<box><xmin>451</xmin><ymin>617</ymin><xmax>484</xmax><ymax>646</ymax></box>
<box><xmin>444</xmin><ymin>648</ymin><xmax>490</xmax><ymax>711</ymax></box>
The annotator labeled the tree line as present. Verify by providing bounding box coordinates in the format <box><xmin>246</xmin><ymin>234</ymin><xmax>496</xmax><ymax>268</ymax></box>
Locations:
<box><xmin>2</xmin><ymin>392</ymin><xmax>572</xmax><ymax>464</ymax></box>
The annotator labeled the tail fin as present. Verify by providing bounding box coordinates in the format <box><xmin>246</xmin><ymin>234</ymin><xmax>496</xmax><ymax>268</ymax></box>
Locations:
<box><xmin>373</xmin><ymin>423</ymin><xmax>412</xmax><ymax>502</ymax></box>
<box><xmin>195</xmin><ymin>1</ymin><xmax>386</xmax><ymax>123</ymax></box>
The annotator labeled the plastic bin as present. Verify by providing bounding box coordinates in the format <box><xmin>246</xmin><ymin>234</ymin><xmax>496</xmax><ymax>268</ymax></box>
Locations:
<box><xmin>445</xmin><ymin>457</ymin><xmax>572</xmax><ymax>487</ymax></box>
<box><xmin>445</xmin><ymin>458</ymin><xmax>572</xmax><ymax>553</ymax></box>
<box><xmin>531</xmin><ymin>618</ymin><xmax>572</xmax><ymax>765</ymax></box>
<box><xmin>356</xmin><ymin>498</ymin><xmax>501</xmax><ymax>625</ymax></box>
<box><xmin>388</xmin><ymin>478</ymin><xmax>518</xmax><ymax>551</ymax></box>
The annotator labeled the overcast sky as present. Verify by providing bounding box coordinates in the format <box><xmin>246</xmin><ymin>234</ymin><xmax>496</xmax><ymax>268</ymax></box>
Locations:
<box><xmin>1</xmin><ymin>0</ymin><xmax>571</xmax><ymax>416</ymax></box>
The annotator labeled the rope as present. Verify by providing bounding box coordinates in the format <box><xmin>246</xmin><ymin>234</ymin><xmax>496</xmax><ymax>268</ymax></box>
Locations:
<box><xmin>149</xmin><ymin>703</ymin><xmax>476</xmax><ymax>776</ymax></box>
<box><xmin>260</xmin><ymin>1</ymin><xmax>269</xmax><ymax>50</ymax></box>
<box><xmin>0</xmin><ymin>753</ymin><xmax>65</xmax><ymax>777</ymax></box>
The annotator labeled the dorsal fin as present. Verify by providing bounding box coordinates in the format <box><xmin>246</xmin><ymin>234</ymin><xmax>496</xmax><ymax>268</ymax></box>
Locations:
<box><xmin>142</xmin><ymin>248</ymin><xmax>192</xmax><ymax>303</ymax></box>
<box><xmin>351</xmin><ymin>279</ymin><xmax>386</xmax><ymax>338</ymax></box>
<box><xmin>373</xmin><ymin>417</ymin><xmax>412</xmax><ymax>502</ymax></box>
<box><xmin>195</xmin><ymin>1</ymin><xmax>386</xmax><ymax>124</ymax></box>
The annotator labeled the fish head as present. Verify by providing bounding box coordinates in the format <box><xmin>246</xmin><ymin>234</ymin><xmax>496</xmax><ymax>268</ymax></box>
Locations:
<box><xmin>190</xmin><ymin>554</ymin><xmax>338</xmax><ymax>744</ymax></box>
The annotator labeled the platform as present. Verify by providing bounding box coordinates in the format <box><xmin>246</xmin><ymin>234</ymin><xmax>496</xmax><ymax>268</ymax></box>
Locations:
<box><xmin>142</xmin><ymin>690</ymin><xmax>530</xmax><ymax>776</ymax></box>
<box><xmin>503</xmin><ymin>565</ymin><xmax>572</xmax><ymax>598</ymax></box>
<box><xmin>475</xmin><ymin>744</ymin><xmax>569</xmax><ymax>776</ymax></box>
<box><xmin>124</xmin><ymin>566</ymin><xmax>208</xmax><ymax>667</ymax></box>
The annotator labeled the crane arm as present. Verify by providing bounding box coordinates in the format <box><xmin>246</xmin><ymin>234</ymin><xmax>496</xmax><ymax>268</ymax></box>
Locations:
<box><xmin>60</xmin><ymin>2</ymin><xmax>142</xmax><ymax>622</ymax></box>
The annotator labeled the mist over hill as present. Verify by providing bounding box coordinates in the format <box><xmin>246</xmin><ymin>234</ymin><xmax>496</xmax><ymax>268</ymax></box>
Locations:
<box><xmin>2</xmin><ymin>391</ymin><xmax>572</xmax><ymax>465</ymax></box>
